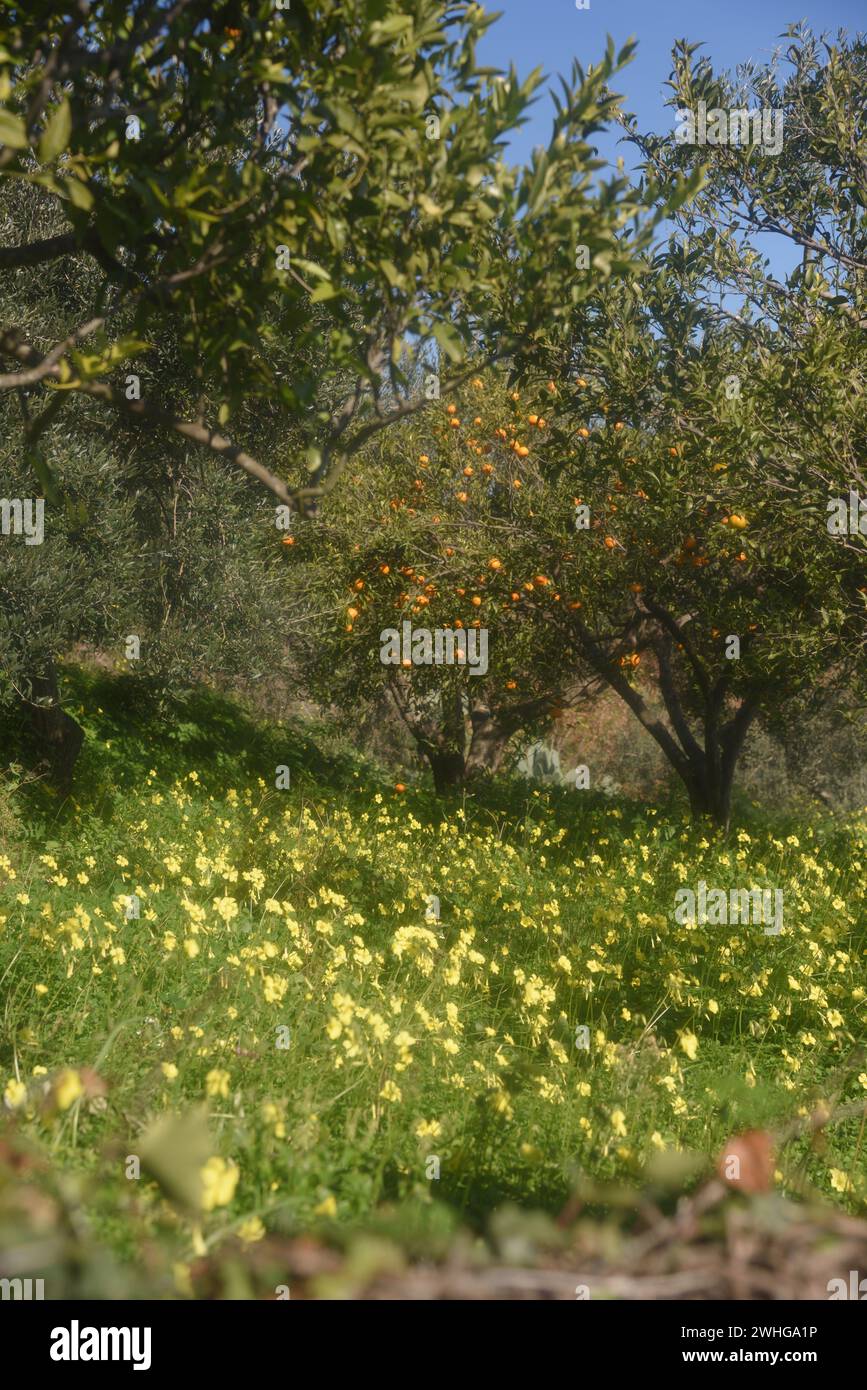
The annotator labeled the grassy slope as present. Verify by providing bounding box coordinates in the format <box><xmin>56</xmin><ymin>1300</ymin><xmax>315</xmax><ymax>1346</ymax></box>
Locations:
<box><xmin>1</xmin><ymin>670</ymin><xmax>865</xmax><ymax>1294</ymax></box>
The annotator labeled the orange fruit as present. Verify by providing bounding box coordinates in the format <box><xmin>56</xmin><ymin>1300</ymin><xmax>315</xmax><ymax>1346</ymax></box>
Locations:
<box><xmin>456</xmin><ymin>491</ymin><xmax>468</xmax><ymax>503</ymax></box>
<box><xmin>379</xmin><ymin>564</ymin><xmax>390</xmax><ymax>574</ymax></box>
<box><xmin>394</xmin><ymin>783</ymin><xmax>406</xmax><ymax>793</ymax></box>
<box><xmin>603</xmin><ymin>536</ymin><xmax>617</xmax><ymax>549</ymax></box>
<box><xmin>614</xmin><ymin>421</ymin><xmax>624</xmax><ymax>431</ymax></box>
<box><xmin>728</xmin><ymin>514</ymin><xmax>748</xmax><ymax>529</ymax></box>
<box><xmin>528</xmin><ymin>414</ymin><xmax>539</xmax><ymax>425</ymax></box>
<box><xmin>419</xmin><ymin>454</ymin><xmax>430</xmax><ymax>464</ymax></box>
<box><xmin>353</xmin><ymin>579</ymin><xmax>365</xmax><ymax>591</ymax></box>
<box><xmin>578</xmin><ymin>427</ymin><xmax>590</xmax><ymax>438</ymax></box>
<box><xmin>446</xmin><ymin>404</ymin><xmax>457</xmax><ymax>415</ymax></box>
<box><xmin>472</xmin><ymin>377</ymin><xmax>483</xmax><ymax>388</ymax></box>
<box><xmin>516</xmin><ymin>445</ymin><xmax>529</xmax><ymax>457</ymax></box>
<box><xmin>281</xmin><ymin>536</ymin><xmax>295</xmax><ymax>546</ymax></box>
<box><xmin>449</xmin><ymin>418</ymin><xmax>460</xmax><ymax>428</ymax></box>
<box><xmin>546</xmin><ymin>380</ymin><xmax>556</xmax><ymax>393</ymax></box>
<box><xmin>463</xmin><ymin>465</ymin><xmax>474</xmax><ymax>477</ymax></box>
<box><xmin>488</xmin><ymin>557</ymin><xmax>502</xmax><ymax>570</ymax></box>
<box><xmin>471</xmin><ymin>595</ymin><xmax>482</xmax><ymax>607</ymax></box>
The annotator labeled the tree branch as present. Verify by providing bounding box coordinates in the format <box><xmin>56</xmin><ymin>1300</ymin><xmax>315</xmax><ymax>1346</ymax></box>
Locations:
<box><xmin>652</xmin><ymin>633</ymin><xmax>704</xmax><ymax>764</ymax></box>
<box><xmin>0</xmin><ymin>319</ymin><xmax>105</xmax><ymax>389</ymax></box>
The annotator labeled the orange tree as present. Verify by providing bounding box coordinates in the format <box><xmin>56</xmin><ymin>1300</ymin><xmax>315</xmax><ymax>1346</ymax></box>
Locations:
<box><xmin>506</xmin><ymin>248</ymin><xmax>867</xmax><ymax>827</ymax></box>
<box><xmin>286</xmin><ymin>369</ymin><xmax>603</xmax><ymax>791</ymax></box>
<box><xmin>0</xmin><ymin>5</ymin><xmax>671</xmax><ymax>512</ymax></box>
<box><xmin>1</xmin><ymin>4</ymin><xmax>680</xmax><ymax>779</ymax></box>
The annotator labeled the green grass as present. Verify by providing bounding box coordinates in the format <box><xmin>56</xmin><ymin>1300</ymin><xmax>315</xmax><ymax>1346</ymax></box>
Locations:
<box><xmin>1</xmin><ymin>669</ymin><xmax>865</xmax><ymax>1296</ymax></box>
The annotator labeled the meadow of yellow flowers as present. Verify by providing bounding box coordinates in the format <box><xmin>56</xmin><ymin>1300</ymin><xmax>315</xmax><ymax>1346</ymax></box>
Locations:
<box><xmin>1</xmin><ymin>694</ymin><xmax>865</xmax><ymax>1291</ymax></box>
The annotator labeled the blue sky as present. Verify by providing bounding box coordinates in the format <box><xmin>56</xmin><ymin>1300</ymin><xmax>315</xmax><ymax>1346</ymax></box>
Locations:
<box><xmin>478</xmin><ymin>0</ymin><xmax>863</xmax><ymax>164</ymax></box>
<box><xmin>478</xmin><ymin>0</ymin><xmax>864</xmax><ymax>281</ymax></box>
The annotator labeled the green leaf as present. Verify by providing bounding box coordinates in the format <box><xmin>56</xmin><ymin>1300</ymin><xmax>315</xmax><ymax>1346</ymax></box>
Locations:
<box><xmin>369</xmin><ymin>15</ymin><xmax>413</xmax><ymax>44</ymax></box>
<box><xmin>378</xmin><ymin>259</ymin><xmax>407</xmax><ymax>291</ymax></box>
<box><xmin>38</xmin><ymin>98</ymin><xmax>72</xmax><ymax>163</ymax></box>
<box><xmin>310</xmin><ymin>280</ymin><xmax>340</xmax><ymax>302</ymax></box>
<box><xmin>27</xmin><ymin>447</ymin><xmax>63</xmax><ymax>507</ymax></box>
<box><xmin>104</xmin><ymin>336</ymin><xmax>151</xmax><ymax>365</ymax></box>
<box><xmin>138</xmin><ymin>1107</ymin><xmax>213</xmax><ymax>1212</ymax></box>
<box><xmin>329</xmin><ymin>100</ymin><xmax>366</xmax><ymax>144</ymax></box>
<box><xmin>417</xmin><ymin>193</ymin><xmax>444</xmax><ymax>218</ymax></box>
<box><xmin>64</xmin><ymin>176</ymin><xmax>94</xmax><ymax>211</ymax></box>
<box><xmin>0</xmin><ymin>107</ymin><xmax>28</xmax><ymax>149</ymax></box>
<box><xmin>432</xmin><ymin>321</ymin><xmax>464</xmax><ymax>363</ymax></box>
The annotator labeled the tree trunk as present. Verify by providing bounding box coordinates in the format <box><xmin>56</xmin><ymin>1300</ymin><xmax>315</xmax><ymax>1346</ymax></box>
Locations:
<box><xmin>681</xmin><ymin>700</ymin><xmax>756</xmax><ymax>830</ymax></box>
<box><xmin>22</xmin><ymin>665</ymin><xmax>84</xmax><ymax>792</ymax></box>
<box><xmin>684</xmin><ymin>763</ymin><xmax>734</xmax><ymax>828</ymax></box>
<box><xmin>569</xmin><ymin>600</ymin><xmax>758</xmax><ymax>829</ymax></box>
<box><xmin>425</xmin><ymin>747</ymin><xmax>467</xmax><ymax>793</ymax></box>
<box><xmin>464</xmin><ymin>706</ymin><xmax>513</xmax><ymax>781</ymax></box>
